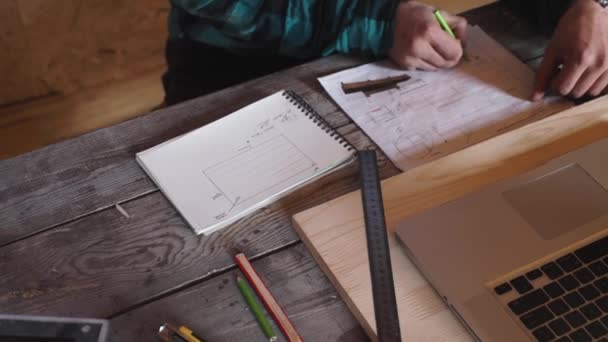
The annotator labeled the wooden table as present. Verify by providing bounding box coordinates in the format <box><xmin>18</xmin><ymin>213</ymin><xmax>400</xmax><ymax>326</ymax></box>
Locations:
<box><xmin>0</xmin><ymin>3</ymin><xmax>550</xmax><ymax>341</ymax></box>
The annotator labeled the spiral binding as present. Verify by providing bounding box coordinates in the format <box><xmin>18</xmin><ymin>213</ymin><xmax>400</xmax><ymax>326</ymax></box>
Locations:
<box><xmin>282</xmin><ymin>90</ymin><xmax>356</xmax><ymax>152</ymax></box>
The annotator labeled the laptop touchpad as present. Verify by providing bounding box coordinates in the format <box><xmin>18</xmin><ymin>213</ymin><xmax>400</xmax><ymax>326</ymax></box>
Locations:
<box><xmin>503</xmin><ymin>164</ymin><xmax>608</xmax><ymax>240</ymax></box>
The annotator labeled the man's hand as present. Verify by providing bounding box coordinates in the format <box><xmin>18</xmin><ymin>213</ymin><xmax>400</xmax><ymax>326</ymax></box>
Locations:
<box><xmin>533</xmin><ymin>0</ymin><xmax>608</xmax><ymax>100</ymax></box>
<box><xmin>389</xmin><ymin>1</ymin><xmax>467</xmax><ymax>70</ymax></box>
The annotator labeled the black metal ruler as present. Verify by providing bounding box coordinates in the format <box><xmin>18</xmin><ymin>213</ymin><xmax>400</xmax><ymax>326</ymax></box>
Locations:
<box><xmin>358</xmin><ymin>150</ymin><xmax>402</xmax><ymax>342</ymax></box>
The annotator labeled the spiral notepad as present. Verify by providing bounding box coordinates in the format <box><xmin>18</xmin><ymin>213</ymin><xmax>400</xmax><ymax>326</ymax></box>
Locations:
<box><xmin>136</xmin><ymin>90</ymin><xmax>357</xmax><ymax>235</ymax></box>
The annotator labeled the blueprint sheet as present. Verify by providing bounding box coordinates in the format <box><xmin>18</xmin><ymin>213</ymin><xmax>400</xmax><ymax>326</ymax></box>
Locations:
<box><xmin>319</xmin><ymin>26</ymin><xmax>572</xmax><ymax>171</ymax></box>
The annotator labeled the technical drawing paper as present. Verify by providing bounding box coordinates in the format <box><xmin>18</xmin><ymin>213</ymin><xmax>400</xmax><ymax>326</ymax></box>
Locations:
<box><xmin>319</xmin><ymin>26</ymin><xmax>572</xmax><ymax>171</ymax></box>
<box><xmin>136</xmin><ymin>91</ymin><xmax>355</xmax><ymax>235</ymax></box>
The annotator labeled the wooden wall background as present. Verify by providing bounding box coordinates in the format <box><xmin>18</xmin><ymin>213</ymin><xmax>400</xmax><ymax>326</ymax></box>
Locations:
<box><xmin>0</xmin><ymin>0</ymin><xmax>170</xmax><ymax>158</ymax></box>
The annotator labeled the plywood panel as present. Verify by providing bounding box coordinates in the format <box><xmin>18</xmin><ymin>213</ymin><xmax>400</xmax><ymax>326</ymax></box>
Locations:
<box><xmin>0</xmin><ymin>0</ymin><xmax>168</xmax><ymax>106</ymax></box>
<box><xmin>0</xmin><ymin>69</ymin><xmax>164</xmax><ymax>159</ymax></box>
<box><xmin>293</xmin><ymin>97</ymin><xmax>608</xmax><ymax>340</ymax></box>
<box><xmin>0</xmin><ymin>0</ymin><xmax>50</xmax><ymax>105</ymax></box>
<box><xmin>24</xmin><ymin>0</ymin><xmax>167</xmax><ymax>93</ymax></box>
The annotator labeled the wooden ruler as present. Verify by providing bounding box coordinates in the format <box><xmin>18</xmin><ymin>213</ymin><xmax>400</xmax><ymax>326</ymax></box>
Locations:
<box><xmin>358</xmin><ymin>150</ymin><xmax>402</xmax><ymax>342</ymax></box>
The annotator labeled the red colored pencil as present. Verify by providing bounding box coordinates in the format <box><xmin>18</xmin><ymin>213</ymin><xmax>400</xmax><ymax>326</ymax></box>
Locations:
<box><xmin>234</xmin><ymin>253</ymin><xmax>303</xmax><ymax>342</ymax></box>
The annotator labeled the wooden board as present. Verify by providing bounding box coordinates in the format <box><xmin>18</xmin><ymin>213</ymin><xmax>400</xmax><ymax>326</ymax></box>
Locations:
<box><xmin>0</xmin><ymin>69</ymin><xmax>164</xmax><ymax>159</ymax></box>
<box><xmin>293</xmin><ymin>97</ymin><xmax>608</xmax><ymax>340</ymax></box>
<box><xmin>0</xmin><ymin>0</ymin><xmax>50</xmax><ymax>106</ymax></box>
<box><xmin>110</xmin><ymin>244</ymin><xmax>368</xmax><ymax>342</ymax></box>
<box><xmin>0</xmin><ymin>0</ymin><xmax>168</xmax><ymax>106</ymax></box>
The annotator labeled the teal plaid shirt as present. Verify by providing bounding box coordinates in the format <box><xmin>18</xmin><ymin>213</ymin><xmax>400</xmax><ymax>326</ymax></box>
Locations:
<box><xmin>168</xmin><ymin>0</ymin><xmax>401</xmax><ymax>58</ymax></box>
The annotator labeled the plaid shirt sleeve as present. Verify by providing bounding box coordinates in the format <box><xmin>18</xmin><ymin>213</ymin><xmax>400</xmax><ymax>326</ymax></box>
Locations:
<box><xmin>169</xmin><ymin>0</ymin><xmax>401</xmax><ymax>58</ymax></box>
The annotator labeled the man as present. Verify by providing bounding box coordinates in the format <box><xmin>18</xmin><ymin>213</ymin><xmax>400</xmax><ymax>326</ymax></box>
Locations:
<box><xmin>163</xmin><ymin>0</ymin><xmax>608</xmax><ymax>105</ymax></box>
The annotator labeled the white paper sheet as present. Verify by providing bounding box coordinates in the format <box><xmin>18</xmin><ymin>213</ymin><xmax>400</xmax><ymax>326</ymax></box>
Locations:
<box><xmin>319</xmin><ymin>26</ymin><xmax>572</xmax><ymax>171</ymax></box>
<box><xmin>137</xmin><ymin>91</ymin><xmax>355</xmax><ymax>235</ymax></box>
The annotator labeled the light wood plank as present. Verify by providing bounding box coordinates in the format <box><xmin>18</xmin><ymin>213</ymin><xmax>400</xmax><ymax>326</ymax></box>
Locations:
<box><xmin>110</xmin><ymin>244</ymin><xmax>368</xmax><ymax>342</ymax></box>
<box><xmin>0</xmin><ymin>0</ymin><xmax>169</xmax><ymax>106</ymax></box>
<box><xmin>293</xmin><ymin>97</ymin><xmax>608</xmax><ymax>340</ymax></box>
<box><xmin>0</xmin><ymin>0</ymin><xmax>50</xmax><ymax>105</ymax></box>
<box><xmin>0</xmin><ymin>69</ymin><xmax>165</xmax><ymax>159</ymax></box>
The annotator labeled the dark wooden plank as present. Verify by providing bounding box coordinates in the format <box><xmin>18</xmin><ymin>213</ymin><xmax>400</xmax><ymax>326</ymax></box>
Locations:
<box><xmin>110</xmin><ymin>244</ymin><xmax>369</xmax><ymax>342</ymax></box>
<box><xmin>0</xmin><ymin>1</ymin><xmax>545</xmax><ymax>246</ymax></box>
<box><xmin>0</xmin><ymin>126</ymin><xmax>399</xmax><ymax>318</ymax></box>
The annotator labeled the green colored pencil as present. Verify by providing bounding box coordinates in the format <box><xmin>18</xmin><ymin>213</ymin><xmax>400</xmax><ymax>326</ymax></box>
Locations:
<box><xmin>434</xmin><ymin>10</ymin><xmax>456</xmax><ymax>39</ymax></box>
<box><xmin>236</xmin><ymin>276</ymin><xmax>278</xmax><ymax>342</ymax></box>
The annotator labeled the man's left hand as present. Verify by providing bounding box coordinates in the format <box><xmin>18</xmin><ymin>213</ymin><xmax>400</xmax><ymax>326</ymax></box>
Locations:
<box><xmin>533</xmin><ymin>0</ymin><xmax>608</xmax><ymax>100</ymax></box>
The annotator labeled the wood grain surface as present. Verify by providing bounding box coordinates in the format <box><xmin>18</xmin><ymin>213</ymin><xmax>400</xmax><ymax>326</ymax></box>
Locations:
<box><xmin>0</xmin><ymin>57</ymin><xmax>359</xmax><ymax>246</ymax></box>
<box><xmin>0</xmin><ymin>0</ymin><xmax>50</xmax><ymax>105</ymax></box>
<box><xmin>293</xmin><ymin>98</ymin><xmax>608</xmax><ymax>340</ymax></box>
<box><xmin>0</xmin><ymin>70</ymin><xmax>165</xmax><ymax>159</ymax></box>
<box><xmin>0</xmin><ymin>124</ymin><xmax>398</xmax><ymax>318</ymax></box>
<box><xmin>110</xmin><ymin>244</ymin><xmax>368</xmax><ymax>342</ymax></box>
<box><xmin>0</xmin><ymin>0</ymin><xmax>168</xmax><ymax>106</ymax></box>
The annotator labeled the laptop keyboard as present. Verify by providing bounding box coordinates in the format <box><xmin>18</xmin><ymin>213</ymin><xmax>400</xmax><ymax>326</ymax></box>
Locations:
<box><xmin>494</xmin><ymin>235</ymin><xmax>608</xmax><ymax>342</ymax></box>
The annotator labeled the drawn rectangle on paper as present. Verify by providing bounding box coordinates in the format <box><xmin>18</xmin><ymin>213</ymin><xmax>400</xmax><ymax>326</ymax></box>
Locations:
<box><xmin>203</xmin><ymin>135</ymin><xmax>315</xmax><ymax>205</ymax></box>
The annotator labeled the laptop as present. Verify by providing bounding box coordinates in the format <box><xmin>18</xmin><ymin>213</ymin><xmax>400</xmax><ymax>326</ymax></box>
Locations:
<box><xmin>395</xmin><ymin>137</ymin><xmax>608</xmax><ymax>342</ymax></box>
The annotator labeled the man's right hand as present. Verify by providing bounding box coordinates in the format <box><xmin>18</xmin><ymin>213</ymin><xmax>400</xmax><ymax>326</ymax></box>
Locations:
<box><xmin>532</xmin><ymin>0</ymin><xmax>608</xmax><ymax>100</ymax></box>
<box><xmin>389</xmin><ymin>1</ymin><xmax>468</xmax><ymax>70</ymax></box>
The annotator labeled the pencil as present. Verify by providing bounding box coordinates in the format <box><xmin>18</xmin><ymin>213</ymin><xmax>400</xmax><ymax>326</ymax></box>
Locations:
<box><xmin>158</xmin><ymin>323</ymin><xmax>204</xmax><ymax>342</ymax></box>
<box><xmin>236</xmin><ymin>276</ymin><xmax>278</xmax><ymax>342</ymax></box>
<box><xmin>434</xmin><ymin>10</ymin><xmax>456</xmax><ymax>39</ymax></box>
<box><xmin>234</xmin><ymin>253</ymin><xmax>303</xmax><ymax>342</ymax></box>
<box><xmin>341</xmin><ymin>74</ymin><xmax>411</xmax><ymax>94</ymax></box>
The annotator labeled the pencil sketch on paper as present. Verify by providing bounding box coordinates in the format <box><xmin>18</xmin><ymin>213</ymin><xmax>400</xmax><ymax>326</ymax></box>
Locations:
<box><xmin>252</xmin><ymin>108</ymin><xmax>300</xmax><ymax>140</ymax></box>
<box><xmin>319</xmin><ymin>26</ymin><xmax>572</xmax><ymax>171</ymax></box>
<box><xmin>203</xmin><ymin>134</ymin><xmax>317</xmax><ymax>220</ymax></box>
